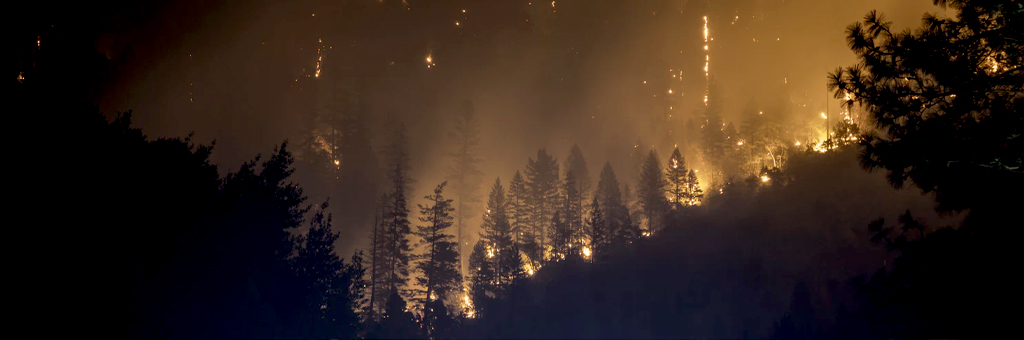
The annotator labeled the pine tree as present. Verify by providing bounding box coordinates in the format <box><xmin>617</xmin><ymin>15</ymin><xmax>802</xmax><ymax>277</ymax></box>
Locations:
<box><xmin>637</xmin><ymin>150</ymin><xmax>668</xmax><ymax>234</ymax></box>
<box><xmin>369</xmin><ymin>291</ymin><xmax>422</xmax><ymax>339</ymax></box>
<box><xmin>467</xmin><ymin>240</ymin><xmax>495</xmax><ymax>317</ymax></box>
<box><xmin>479</xmin><ymin>178</ymin><xmax>515</xmax><ymax>288</ymax></box>
<box><xmin>447</xmin><ymin>100</ymin><xmax>483</xmax><ymax>277</ymax></box>
<box><xmin>549</xmin><ymin>210</ymin><xmax>571</xmax><ymax>261</ymax></box>
<box><xmin>621</xmin><ymin>183</ymin><xmax>640</xmax><ymax>239</ymax></box>
<box><xmin>684</xmin><ymin>170</ymin><xmax>704</xmax><ymax>206</ymax></box>
<box><xmin>595</xmin><ymin>163</ymin><xmax>625</xmax><ymax>247</ymax></box>
<box><xmin>380</xmin><ymin>123</ymin><xmax>413</xmax><ymax>305</ymax></box>
<box><xmin>414</xmin><ymin>182</ymin><xmax>462</xmax><ymax>308</ymax></box>
<box><xmin>560</xmin><ymin>170</ymin><xmax>584</xmax><ymax>255</ymax></box>
<box><xmin>507</xmin><ymin>171</ymin><xmax>530</xmax><ymax>246</ymax></box>
<box><xmin>524</xmin><ymin>149</ymin><xmax>559</xmax><ymax>263</ymax></box>
<box><xmin>502</xmin><ymin>243</ymin><xmax>527</xmax><ymax>284</ymax></box>
<box><xmin>828</xmin><ymin>1</ymin><xmax>1023</xmax><ymax>213</ymax></box>
<box><xmin>294</xmin><ymin>200</ymin><xmax>345</xmax><ymax>338</ymax></box>
<box><xmin>565</xmin><ymin>144</ymin><xmax>591</xmax><ymax>224</ymax></box>
<box><xmin>586</xmin><ymin>197</ymin><xmax>606</xmax><ymax>262</ymax></box>
<box><xmin>368</xmin><ymin>194</ymin><xmax>390</xmax><ymax>317</ymax></box>
<box><xmin>665</xmin><ymin>147</ymin><xmax>689</xmax><ymax>210</ymax></box>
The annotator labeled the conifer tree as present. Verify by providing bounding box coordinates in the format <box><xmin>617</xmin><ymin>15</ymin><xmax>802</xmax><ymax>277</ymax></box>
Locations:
<box><xmin>561</xmin><ymin>170</ymin><xmax>584</xmax><ymax>254</ymax></box>
<box><xmin>414</xmin><ymin>182</ymin><xmax>462</xmax><ymax>308</ymax></box>
<box><xmin>447</xmin><ymin>100</ymin><xmax>483</xmax><ymax>277</ymax></box>
<box><xmin>637</xmin><ymin>150</ymin><xmax>668</xmax><ymax>233</ymax></box>
<box><xmin>294</xmin><ymin>200</ymin><xmax>345</xmax><ymax>338</ymax></box>
<box><xmin>368</xmin><ymin>194</ymin><xmax>390</xmax><ymax>317</ymax></box>
<box><xmin>381</xmin><ymin>123</ymin><xmax>413</xmax><ymax>304</ymax></box>
<box><xmin>586</xmin><ymin>197</ymin><xmax>606</xmax><ymax>262</ymax></box>
<box><xmin>507</xmin><ymin>171</ymin><xmax>530</xmax><ymax>246</ymax></box>
<box><xmin>621</xmin><ymin>183</ymin><xmax>640</xmax><ymax>239</ymax></box>
<box><xmin>480</xmin><ymin>178</ymin><xmax>515</xmax><ymax>287</ymax></box>
<box><xmin>524</xmin><ymin>149</ymin><xmax>559</xmax><ymax>262</ymax></box>
<box><xmin>595</xmin><ymin>163</ymin><xmax>625</xmax><ymax>246</ymax></box>
<box><xmin>828</xmin><ymin>0</ymin><xmax>1023</xmax><ymax>213</ymax></box>
<box><xmin>549</xmin><ymin>210</ymin><xmax>571</xmax><ymax>260</ymax></box>
<box><xmin>566</xmin><ymin>144</ymin><xmax>591</xmax><ymax>223</ymax></box>
<box><xmin>665</xmin><ymin>147</ymin><xmax>689</xmax><ymax>210</ymax></box>
<box><xmin>467</xmin><ymin>240</ymin><xmax>495</xmax><ymax>317</ymax></box>
<box><xmin>684</xmin><ymin>170</ymin><xmax>704</xmax><ymax>206</ymax></box>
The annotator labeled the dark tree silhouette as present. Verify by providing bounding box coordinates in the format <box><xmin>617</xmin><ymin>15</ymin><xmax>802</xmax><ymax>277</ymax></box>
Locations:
<box><xmin>414</xmin><ymin>182</ymin><xmax>462</xmax><ymax>312</ymax></box>
<box><xmin>524</xmin><ymin>149</ymin><xmax>559</xmax><ymax>264</ymax></box>
<box><xmin>559</xmin><ymin>169</ymin><xmax>584</xmax><ymax>256</ymax></box>
<box><xmin>467</xmin><ymin>239</ymin><xmax>495</xmax><ymax>318</ymax></box>
<box><xmin>828</xmin><ymin>0</ymin><xmax>1023</xmax><ymax>213</ymax></box>
<box><xmin>586</xmin><ymin>197</ymin><xmax>607</xmax><ymax>261</ymax></box>
<box><xmin>507</xmin><ymin>171</ymin><xmax>530</xmax><ymax>246</ymax></box>
<box><xmin>379</xmin><ymin>123</ymin><xmax>414</xmax><ymax>307</ymax></box>
<box><xmin>293</xmin><ymin>200</ymin><xmax>363</xmax><ymax>339</ymax></box>
<box><xmin>637</xmin><ymin>150</ymin><xmax>668</xmax><ymax>234</ymax></box>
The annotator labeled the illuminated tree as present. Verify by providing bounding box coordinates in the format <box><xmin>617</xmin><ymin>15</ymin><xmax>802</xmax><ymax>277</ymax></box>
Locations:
<box><xmin>414</xmin><ymin>182</ymin><xmax>461</xmax><ymax>310</ymax></box>
<box><xmin>480</xmin><ymin>178</ymin><xmax>515</xmax><ymax>288</ymax></box>
<box><xmin>467</xmin><ymin>240</ymin><xmax>495</xmax><ymax>317</ymax></box>
<box><xmin>560</xmin><ymin>170</ymin><xmax>584</xmax><ymax>255</ymax></box>
<box><xmin>447</xmin><ymin>100</ymin><xmax>483</xmax><ymax>276</ymax></box>
<box><xmin>637</xmin><ymin>150</ymin><xmax>668</xmax><ymax>233</ymax></box>
<box><xmin>684</xmin><ymin>170</ymin><xmax>704</xmax><ymax>206</ymax></box>
<box><xmin>665</xmin><ymin>147</ymin><xmax>689</xmax><ymax>210</ymax></box>
<box><xmin>828</xmin><ymin>0</ymin><xmax>1023</xmax><ymax>213</ymax></box>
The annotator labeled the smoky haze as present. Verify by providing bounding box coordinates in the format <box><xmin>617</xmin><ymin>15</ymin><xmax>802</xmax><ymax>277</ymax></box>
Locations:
<box><xmin>80</xmin><ymin>0</ymin><xmax>946</xmax><ymax>267</ymax></box>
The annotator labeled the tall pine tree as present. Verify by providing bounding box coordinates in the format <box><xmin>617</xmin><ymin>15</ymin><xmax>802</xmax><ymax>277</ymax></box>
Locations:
<box><xmin>637</xmin><ymin>150</ymin><xmax>668</xmax><ymax>234</ymax></box>
<box><xmin>380</xmin><ymin>123</ymin><xmax>413</xmax><ymax>306</ymax></box>
<box><xmin>480</xmin><ymin>178</ymin><xmax>517</xmax><ymax>291</ymax></box>
<box><xmin>507</xmin><ymin>171</ymin><xmax>530</xmax><ymax>246</ymax></box>
<box><xmin>524</xmin><ymin>149</ymin><xmax>559</xmax><ymax>264</ymax></box>
<box><xmin>560</xmin><ymin>170</ymin><xmax>584</xmax><ymax>256</ymax></box>
<box><xmin>447</xmin><ymin>100</ymin><xmax>483</xmax><ymax>277</ymax></box>
<box><xmin>414</xmin><ymin>182</ymin><xmax>462</xmax><ymax>308</ymax></box>
<box><xmin>586</xmin><ymin>197</ymin><xmax>606</xmax><ymax>262</ymax></box>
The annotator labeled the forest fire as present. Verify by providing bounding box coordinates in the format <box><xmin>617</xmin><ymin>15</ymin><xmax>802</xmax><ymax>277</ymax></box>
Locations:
<box><xmin>25</xmin><ymin>0</ymin><xmax>1017</xmax><ymax>338</ymax></box>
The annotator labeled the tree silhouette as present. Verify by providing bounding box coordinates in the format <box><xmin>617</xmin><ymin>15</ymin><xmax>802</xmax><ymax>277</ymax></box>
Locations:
<box><xmin>507</xmin><ymin>171</ymin><xmax>530</xmax><ymax>247</ymax></box>
<box><xmin>637</xmin><ymin>150</ymin><xmax>668</xmax><ymax>234</ymax></box>
<box><xmin>665</xmin><ymin>147</ymin><xmax>689</xmax><ymax>210</ymax></box>
<box><xmin>414</xmin><ymin>182</ymin><xmax>462</xmax><ymax>312</ymax></box>
<box><xmin>828</xmin><ymin>0</ymin><xmax>1023</xmax><ymax>213</ymax></box>
<box><xmin>524</xmin><ymin>149</ymin><xmax>559</xmax><ymax>264</ymax></box>
<box><xmin>380</xmin><ymin>123</ymin><xmax>414</xmax><ymax>306</ymax></box>
<box><xmin>293</xmin><ymin>200</ymin><xmax>362</xmax><ymax>339</ymax></box>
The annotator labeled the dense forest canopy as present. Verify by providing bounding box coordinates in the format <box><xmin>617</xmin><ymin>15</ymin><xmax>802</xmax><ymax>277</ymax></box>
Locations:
<box><xmin>15</xmin><ymin>0</ymin><xmax>1020</xmax><ymax>338</ymax></box>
